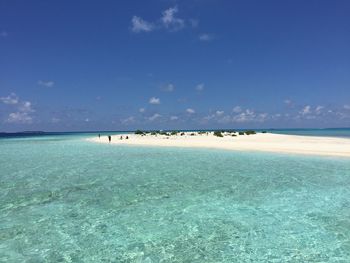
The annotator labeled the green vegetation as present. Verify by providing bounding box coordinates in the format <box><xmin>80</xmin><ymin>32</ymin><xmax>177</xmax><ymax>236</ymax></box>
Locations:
<box><xmin>245</xmin><ymin>130</ymin><xmax>256</xmax><ymax>135</ymax></box>
<box><xmin>213</xmin><ymin>131</ymin><xmax>224</xmax><ymax>137</ymax></box>
<box><xmin>134</xmin><ymin>129</ymin><xmax>145</xmax><ymax>135</ymax></box>
<box><xmin>159</xmin><ymin>131</ymin><xmax>170</xmax><ymax>136</ymax></box>
<box><xmin>135</xmin><ymin>129</ymin><xmax>256</xmax><ymax>137</ymax></box>
<box><xmin>262</xmin><ymin>131</ymin><xmax>267</xmax><ymax>133</ymax></box>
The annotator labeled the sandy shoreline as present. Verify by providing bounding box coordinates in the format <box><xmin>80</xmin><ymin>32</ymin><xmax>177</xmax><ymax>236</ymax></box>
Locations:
<box><xmin>87</xmin><ymin>132</ymin><xmax>350</xmax><ymax>158</ymax></box>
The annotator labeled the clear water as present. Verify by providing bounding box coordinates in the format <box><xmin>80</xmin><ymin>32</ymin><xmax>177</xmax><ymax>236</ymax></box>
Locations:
<box><xmin>1</xmin><ymin>135</ymin><xmax>350</xmax><ymax>262</ymax></box>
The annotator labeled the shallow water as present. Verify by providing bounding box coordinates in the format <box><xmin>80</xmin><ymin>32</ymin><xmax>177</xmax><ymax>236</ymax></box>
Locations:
<box><xmin>1</xmin><ymin>135</ymin><xmax>350</xmax><ymax>262</ymax></box>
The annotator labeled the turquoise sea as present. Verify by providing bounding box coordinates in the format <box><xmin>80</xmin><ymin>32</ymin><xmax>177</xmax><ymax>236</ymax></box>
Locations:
<box><xmin>1</xmin><ymin>131</ymin><xmax>350</xmax><ymax>262</ymax></box>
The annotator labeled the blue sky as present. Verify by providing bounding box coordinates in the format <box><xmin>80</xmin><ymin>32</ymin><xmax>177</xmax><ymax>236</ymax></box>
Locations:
<box><xmin>1</xmin><ymin>0</ymin><xmax>349</xmax><ymax>132</ymax></box>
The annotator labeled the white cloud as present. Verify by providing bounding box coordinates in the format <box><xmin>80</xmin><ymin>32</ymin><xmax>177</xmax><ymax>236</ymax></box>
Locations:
<box><xmin>170</xmin><ymin>116</ymin><xmax>179</xmax><ymax>121</ymax></box>
<box><xmin>121</xmin><ymin>116</ymin><xmax>135</xmax><ymax>124</ymax></box>
<box><xmin>19</xmin><ymin>101</ymin><xmax>34</xmax><ymax>113</ymax></box>
<box><xmin>195</xmin><ymin>83</ymin><xmax>204</xmax><ymax>91</ymax></box>
<box><xmin>139</xmin><ymin>108</ymin><xmax>145</xmax><ymax>113</ymax></box>
<box><xmin>1</xmin><ymin>94</ymin><xmax>35</xmax><ymax>124</ymax></box>
<box><xmin>284</xmin><ymin>99</ymin><xmax>292</xmax><ymax>105</ymax></box>
<box><xmin>131</xmin><ymin>16</ymin><xmax>154</xmax><ymax>33</ymax></box>
<box><xmin>315</xmin><ymin>105</ymin><xmax>324</xmax><ymax>114</ymax></box>
<box><xmin>186</xmin><ymin>108</ymin><xmax>195</xmax><ymax>114</ymax></box>
<box><xmin>344</xmin><ymin>105</ymin><xmax>350</xmax><ymax>110</ymax></box>
<box><xmin>7</xmin><ymin>112</ymin><xmax>32</xmax><ymax>124</ymax></box>
<box><xmin>216</xmin><ymin>110</ymin><xmax>224</xmax><ymax>116</ymax></box>
<box><xmin>148</xmin><ymin>113</ymin><xmax>161</xmax><ymax>121</ymax></box>
<box><xmin>232</xmin><ymin>109</ymin><xmax>256</xmax><ymax>123</ymax></box>
<box><xmin>300</xmin><ymin>105</ymin><xmax>311</xmax><ymax>115</ymax></box>
<box><xmin>51</xmin><ymin>117</ymin><xmax>60</xmax><ymax>123</ymax></box>
<box><xmin>0</xmin><ymin>93</ymin><xmax>19</xmax><ymax>105</ymax></box>
<box><xmin>38</xmin><ymin>80</ymin><xmax>54</xmax><ymax>88</ymax></box>
<box><xmin>232</xmin><ymin>109</ymin><xmax>268</xmax><ymax>123</ymax></box>
<box><xmin>232</xmin><ymin>106</ymin><xmax>242</xmax><ymax>113</ymax></box>
<box><xmin>149</xmin><ymin>97</ymin><xmax>160</xmax><ymax>104</ymax></box>
<box><xmin>161</xmin><ymin>83</ymin><xmax>175</xmax><ymax>92</ymax></box>
<box><xmin>199</xmin><ymin>34</ymin><xmax>212</xmax><ymax>41</ymax></box>
<box><xmin>161</xmin><ymin>6</ymin><xmax>185</xmax><ymax>31</ymax></box>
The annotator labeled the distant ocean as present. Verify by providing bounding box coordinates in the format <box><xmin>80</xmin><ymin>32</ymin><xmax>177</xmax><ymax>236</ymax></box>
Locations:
<box><xmin>1</xmin><ymin>128</ymin><xmax>350</xmax><ymax>261</ymax></box>
<box><xmin>1</xmin><ymin>128</ymin><xmax>350</xmax><ymax>139</ymax></box>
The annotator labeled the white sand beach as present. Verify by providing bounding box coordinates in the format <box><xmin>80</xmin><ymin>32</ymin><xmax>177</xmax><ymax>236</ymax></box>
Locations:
<box><xmin>88</xmin><ymin>132</ymin><xmax>350</xmax><ymax>158</ymax></box>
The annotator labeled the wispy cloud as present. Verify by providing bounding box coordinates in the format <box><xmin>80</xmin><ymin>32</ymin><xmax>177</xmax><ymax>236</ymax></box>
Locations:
<box><xmin>300</xmin><ymin>105</ymin><xmax>311</xmax><ymax>115</ymax></box>
<box><xmin>344</xmin><ymin>105</ymin><xmax>350</xmax><ymax>110</ymax></box>
<box><xmin>51</xmin><ymin>117</ymin><xmax>60</xmax><ymax>123</ymax></box>
<box><xmin>216</xmin><ymin>110</ymin><xmax>224</xmax><ymax>116</ymax></box>
<box><xmin>186</xmin><ymin>108</ymin><xmax>195</xmax><ymax>114</ymax></box>
<box><xmin>315</xmin><ymin>105</ymin><xmax>324</xmax><ymax>115</ymax></box>
<box><xmin>170</xmin><ymin>115</ymin><xmax>179</xmax><ymax>121</ymax></box>
<box><xmin>202</xmin><ymin>108</ymin><xmax>269</xmax><ymax>124</ymax></box>
<box><xmin>131</xmin><ymin>6</ymin><xmax>195</xmax><ymax>33</ymax></box>
<box><xmin>38</xmin><ymin>80</ymin><xmax>54</xmax><ymax>88</ymax></box>
<box><xmin>131</xmin><ymin>16</ymin><xmax>154</xmax><ymax>33</ymax></box>
<box><xmin>0</xmin><ymin>93</ymin><xmax>19</xmax><ymax>105</ymax></box>
<box><xmin>199</xmin><ymin>34</ymin><xmax>213</xmax><ymax>41</ymax></box>
<box><xmin>284</xmin><ymin>99</ymin><xmax>292</xmax><ymax>105</ymax></box>
<box><xmin>161</xmin><ymin>6</ymin><xmax>185</xmax><ymax>31</ymax></box>
<box><xmin>195</xmin><ymin>83</ymin><xmax>204</xmax><ymax>91</ymax></box>
<box><xmin>139</xmin><ymin>107</ymin><xmax>145</xmax><ymax>113</ymax></box>
<box><xmin>148</xmin><ymin>113</ymin><xmax>161</xmax><ymax>121</ymax></box>
<box><xmin>232</xmin><ymin>106</ymin><xmax>242</xmax><ymax>113</ymax></box>
<box><xmin>7</xmin><ymin>112</ymin><xmax>33</xmax><ymax>124</ymax></box>
<box><xmin>149</xmin><ymin>97</ymin><xmax>160</xmax><ymax>104</ymax></box>
<box><xmin>161</xmin><ymin>83</ymin><xmax>175</xmax><ymax>92</ymax></box>
<box><xmin>121</xmin><ymin>116</ymin><xmax>135</xmax><ymax>125</ymax></box>
<box><xmin>1</xmin><ymin>94</ymin><xmax>35</xmax><ymax>124</ymax></box>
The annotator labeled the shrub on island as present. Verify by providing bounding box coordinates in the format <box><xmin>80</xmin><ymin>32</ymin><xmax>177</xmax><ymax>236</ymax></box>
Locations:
<box><xmin>159</xmin><ymin>131</ymin><xmax>170</xmax><ymax>136</ymax></box>
<box><xmin>135</xmin><ymin>130</ymin><xmax>145</xmax><ymax>135</ymax></box>
<box><xmin>171</xmin><ymin>131</ymin><xmax>178</xmax><ymax>135</ymax></box>
<box><xmin>213</xmin><ymin>131</ymin><xmax>224</xmax><ymax>137</ymax></box>
<box><xmin>245</xmin><ymin>130</ymin><xmax>256</xmax><ymax>135</ymax></box>
<box><xmin>239</xmin><ymin>131</ymin><xmax>245</xmax><ymax>135</ymax></box>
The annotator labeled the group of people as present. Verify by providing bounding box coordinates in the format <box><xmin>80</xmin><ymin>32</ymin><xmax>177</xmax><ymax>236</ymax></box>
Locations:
<box><xmin>98</xmin><ymin>134</ymin><xmax>128</xmax><ymax>143</ymax></box>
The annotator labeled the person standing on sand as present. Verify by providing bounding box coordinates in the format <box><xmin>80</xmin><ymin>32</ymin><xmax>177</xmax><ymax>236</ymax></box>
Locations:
<box><xmin>108</xmin><ymin>135</ymin><xmax>111</xmax><ymax>143</ymax></box>
<box><xmin>98</xmin><ymin>134</ymin><xmax>100</xmax><ymax>139</ymax></box>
